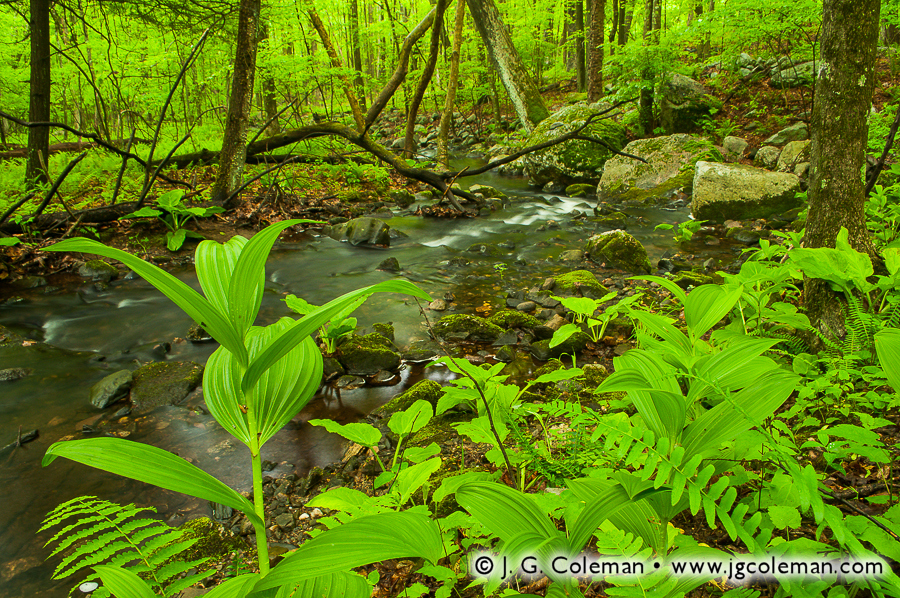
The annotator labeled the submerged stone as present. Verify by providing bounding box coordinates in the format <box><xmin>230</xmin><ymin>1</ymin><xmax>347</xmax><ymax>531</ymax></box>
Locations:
<box><xmin>90</xmin><ymin>370</ymin><xmax>133</xmax><ymax>409</ymax></box>
<box><xmin>130</xmin><ymin>361</ymin><xmax>203</xmax><ymax>412</ymax></box>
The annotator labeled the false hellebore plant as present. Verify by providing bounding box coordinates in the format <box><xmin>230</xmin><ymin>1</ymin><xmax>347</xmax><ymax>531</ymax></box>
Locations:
<box><xmin>42</xmin><ymin>220</ymin><xmax>444</xmax><ymax>598</ymax></box>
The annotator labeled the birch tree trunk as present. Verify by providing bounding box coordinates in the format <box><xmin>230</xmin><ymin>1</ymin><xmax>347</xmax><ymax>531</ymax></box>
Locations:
<box><xmin>466</xmin><ymin>0</ymin><xmax>549</xmax><ymax>132</ymax></box>
<box><xmin>804</xmin><ymin>0</ymin><xmax>880</xmax><ymax>339</ymax></box>
<box><xmin>211</xmin><ymin>0</ymin><xmax>261</xmax><ymax>207</ymax></box>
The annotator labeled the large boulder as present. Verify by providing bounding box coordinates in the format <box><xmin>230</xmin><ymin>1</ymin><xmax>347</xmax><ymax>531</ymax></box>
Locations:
<box><xmin>764</xmin><ymin>123</ymin><xmax>808</xmax><ymax>146</ymax></box>
<box><xmin>584</xmin><ymin>230</ymin><xmax>651</xmax><ymax>274</ymax></box>
<box><xmin>371</xmin><ymin>380</ymin><xmax>442</xmax><ymax>418</ymax></box>
<box><xmin>597</xmin><ymin>134</ymin><xmax>722</xmax><ymax>203</ymax></box>
<box><xmin>770</xmin><ymin>61</ymin><xmax>816</xmax><ymax>88</ymax></box>
<box><xmin>433</xmin><ymin>314</ymin><xmax>504</xmax><ymax>342</ymax></box>
<box><xmin>326</xmin><ymin>217</ymin><xmax>391</xmax><ymax>246</ymax></box>
<box><xmin>130</xmin><ymin>361</ymin><xmax>203</xmax><ymax>413</ymax></box>
<box><xmin>521</xmin><ymin>103</ymin><xmax>627</xmax><ymax>187</ymax></box>
<box><xmin>659</xmin><ymin>73</ymin><xmax>723</xmax><ymax>135</ymax></box>
<box><xmin>553</xmin><ymin>270</ymin><xmax>609</xmax><ymax>298</ymax></box>
<box><xmin>691</xmin><ymin>161</ymin><xmax>803</xmax><ymax>223</ymax></box>
<box><xmin>90</xmin><ymin>370</ymin><xmax>133</xmax><ymax>409</ymax></box>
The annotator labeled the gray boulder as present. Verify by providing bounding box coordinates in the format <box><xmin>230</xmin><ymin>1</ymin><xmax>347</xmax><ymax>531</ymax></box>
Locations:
<box><xmin>130</xmin><ymin>361</ymin><xmax>203</xmax><ymax>413</ymax></box>
<box><xmin>521</xmin><ymin>103</ymin><xmax>627</xmax><ymax>186</ymax></box>
<box><xmin>691</xmin><ymin>161</ymin><xmax>803</xmax><ymax>223</ymax></box>
<box><xmin>90</xmin><ymin>370</ymin><xmax>133</xmax><ymax>409</ymax></box>
<box><xmin>776</xmin><ymin>140</ymin><xmax>811</xmax><ymax>173</ymax></box>
<box><xmin>659</xmin><ymin>73</ymin><xmax>724</xmax><ymax>135</ymax></box>
<box><xmin>598</xmin><ymin>134</ymin><xmax>722</xmax><ymax>203</ymax></box>
<box><xmin>326</xmin><ymin>217</ymin><xmax>391</xmax><ymax>246</ymax></box>
<box><xmin>770</xmin><ymin>61</ymin><xmax>816</xmax><ymax>88</ymax></box>
<box><xmin>584</xmin><ymin>230</ymin><xmax>652</xmax><ymax>274</ymax></box>
<box><xmin>754</xmin><ymin>146</ymin><xmax>782</xmax><ymax>169</ymax></box>
<box><xmin>723</xmin><ymin>136</ymin><xmax>749</xmax><ymax>158</ymax></box>
<box><xmin>764</xmin><ymin>123</ymin><xmax>808</xmax><ymax>146</ymax></box>
<box><xmin>78</xmin><ymin>260</ymin><xmax>118</xmax><ymax>282</ymax></box>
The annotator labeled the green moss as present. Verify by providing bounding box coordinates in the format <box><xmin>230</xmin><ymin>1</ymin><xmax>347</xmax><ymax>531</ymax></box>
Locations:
<box><xmin>596</xmin><ymin>212</ymin><xmax>628</xmax><ymax>229</ymax></box>
<box><xmin>434</xmin><ymin>314</ymin><xmax>504</xmax><ymax>342</ymax></box>
<box><xmin>616</xmin><ymin>169</ymin><xmax>695</xmax><ymax>206</ymax></box>
<box><xmin>585</xmin><ymin>231</ymin><xmax>651</xmax><ymax>274</ymax></box>
<box><xmin>337</xmin><ymin>333</ymin><xmax>400</xmax><ymax>375</ymax></box>
<box><xmin>488</xmin><ymin>310</ymin><xmax>542</xmax><ymax>330</ymax></box>
<box><xmin>565</xmin><ymin>183</ymin><xmax>595</xmax><ymax>197</ymax></box>
<box><xmin>671</xmin><ymin>271</ymin><xmax>722</xmax><ymax>288</ymax></box>
<box><xmin>372</xmin><ymin>322</ymin><xmax>395</xmax><ymax>342</ymax></box>
<box><xmin>408</xmin><ymin>412</ymin><xmax>471</xmax><ymax>447</ymax></box>
<box><xmin>554</xmin><ymin>270</ymin><xmax>608</xmax><ymax>297</ymax></box>
<box><xmin>177</xmin><ymin>517</ymin><xmax>243</xmax><ymax>562</ymax></box>
<box><xmin>371</xmin><ymin>380</ymin><xmax>443</xmax><ymax>418</ymax></box>
<box><xmin>534</xmin><ymin>359</ymin><xmax>565</xmax><ymax>378</ymax></box>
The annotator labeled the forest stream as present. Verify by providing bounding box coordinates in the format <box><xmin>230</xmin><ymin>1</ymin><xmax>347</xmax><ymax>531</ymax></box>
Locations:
<box><xmin>0</xmin><ymin>162</ymin><xmax>741</xmax><ymax>597</ymax></box>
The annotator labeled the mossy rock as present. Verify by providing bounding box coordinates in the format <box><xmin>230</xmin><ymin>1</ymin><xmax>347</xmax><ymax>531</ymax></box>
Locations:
<box><xmin>602</xmin><ymin>169</ymin><xmax>696</xmax><ymax>207</ymax></box>
<box><xmin>488</xmin><ymin>310</ymin><xmax>542</xmax><ymax>330</ymax></box>
<box><xmin>580</xmin><ymin>363</ymin><xmax>610</xmax><ymax>388</ymax></box>
<box><xmin>534</xmin><ymin>359</ymin><xmax>565</xmax><ymax>378</ymax></box>
<box><xmin>78</xmin><ymin>259</ymin><xmax>118</xmax><ymax>281</ymax></box>
<box><xmin>130</xmin><ymin>361</ymin><xmax>203</xmax><ymax>413</ymax></box>
<box><xmin>466</xmin><ymin>243</ymin><xmax>504</xmax><ymax>257</ymax></box>
<box><xmin>671</xmin><ymin>271</ymin><xmax>722</xmax><ymax>288</ymax></box>
<box><xmin>372</xmin><ymin>322</ymin><xmax>395</xmax><ymax>342</ymax></box>
<box><xmin>584</xmin><ymin>231</ymin><xmax>651</xmax><ymax>274</ymax></box>
<box><xmin>595</xmin><ymin>212</ymin><xmax>628</xmax><ymax>229</ymax></box>
<box><xmin>408</xmin><ymin>412</ymin><xmax>471</xmax><ymax>447</ymax></box>
<box><xmin>565</xmin><ymin>183</ymin><xmax>595</xmax><ymax>197</ymax></box>
<box><xmin>553</xmin><ymin>270</ymin><xmax>608</xmax><ymax>298</ymax></box>
<box><xmin>434</xmin><ymin>314</ymin><xmax>504</xmax><ymax>342</ymax></box>
<box><xmin>371</xmin><ymin>379</ymin><xmax>443</xmax><ymax>418</ymax></box>
<box><xmin>468</xmin><ymin>184</ymin><xmax>508</xmax><ymax>200</ymax></box>
<box><xmin>337</xmin><ymin>333</ymin><xmax>401</xmax><ymax>375</ymax></box>
<box><xmin>522</xmin><ymin>103</ymin><xmax>628</xmax><ymax>186</ymax></box>
<box><xmin>389</xmin><ymin>189</ymin><xmax>416</xmax><ymax>208</ymax></box>
<box><xmin>177</xmin><ymin>517</ymin><xmax>243</xmax><ymax>562</ymax></box>
<box><xmin>529</xmin><ymin>332</ymin><xmax>591</xmax><ymax>361</ymax></box>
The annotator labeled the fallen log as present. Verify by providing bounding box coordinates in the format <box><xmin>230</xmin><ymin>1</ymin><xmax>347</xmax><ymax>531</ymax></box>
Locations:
<box><xmin>0</xmin><ymin>138</ymin><xmax>151</xmax><ymax>161</ymax></box>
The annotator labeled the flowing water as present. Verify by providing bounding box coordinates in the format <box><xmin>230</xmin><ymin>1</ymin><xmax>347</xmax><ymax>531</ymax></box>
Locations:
<box><xmin>0</xmin><ymin>164</ymin><xmax>731</xmax><ymax>597</ymax></box>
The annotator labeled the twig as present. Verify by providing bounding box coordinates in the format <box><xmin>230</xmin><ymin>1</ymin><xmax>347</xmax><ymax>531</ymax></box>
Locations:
<box><xmin>223</xmin><ymin>156</ymin><xmax>303</xmax><ymax>208</ymax></box>
<box><xmin>0</xmin><ymin>191</ymin><xmax>37</xmax><ymax>226</ymax></box>
<box><xmin>137</xmin><ymin>134</ymin><xmax>190</xmax><ymax>208</ymax></box>
<box><xmin>415</xmin><ymin>299</ymin><xmax>517</xmax><ymax>482</ymax></box>
<box><xmin>61</xmin><ymin>213</ymin><xmax>84</xmax><ymax>239</ymax></box>
<box><xmin>110</xmin><ymin>129</ymin><xmax>136</xmax><ymax>205</ymax></box>
<box><xmin>247</xmin><ymin>101</ymin><xmax>296</xmax><ymax>149</ymax></box>
<box><xmin>32</xmin><ymin>151</ymin><xmax>89</xmax><ymax>218</ymax></box>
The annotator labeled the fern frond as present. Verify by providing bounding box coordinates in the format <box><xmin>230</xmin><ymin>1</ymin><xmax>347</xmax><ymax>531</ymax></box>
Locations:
<box><xmin>41</xmin><ymin>496</ymin><xmax>212</xmax><ymax>597</ymax></box>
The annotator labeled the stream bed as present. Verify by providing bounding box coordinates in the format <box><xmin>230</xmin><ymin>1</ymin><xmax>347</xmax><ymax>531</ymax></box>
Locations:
<box><xmin>0</xmin><ymin>166</ymin><xmax>736</xmax><ymax>597</ymax></box>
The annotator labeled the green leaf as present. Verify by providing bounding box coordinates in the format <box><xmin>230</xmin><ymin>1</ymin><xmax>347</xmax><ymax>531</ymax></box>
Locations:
<box><xmin>768</xmin><ymin>505</ymin><xmax>801</xmax><ymax>529</ymax></box>
<box><xmin>251</xmin><ymin>512</ymin><xmax>442</xmax><ymax>591</ymax></box>
<box><xmin>875</xmin><ymin>328</ymin><xmax>900</xmax><ymax>394</ymax></box>
<box><xmin>531</xmin><ymin>367</ymin><xmax>585</xmax><ymax>385</ymax></box>
<box><xmin>789</xmin><ymin>227</ymin><xmax>873</xmax><ymax>291</ymax></box>
<box><xmin>125</xmin><ymin>207</ymin><xmax>163</xmax><ymax>219</ymax></box>
<box><xmin>195</xmin><ymin>235</ymin><xmax>248</xmax><ymax>321</ymax></box>
<box><xmin>166</xmin><ymin>228</ymin><xmax>187</xmax><ymax>251</ymax></box>
<box><xmin>456</xmin><ymin>481</ymin><xmax>558</xmax><ymax>542</ymax></box>
<box><xmin>285</xmin><ymin>571</ymin><xmax>371</xmax><ymax>598</ymax></box>
<box><xmin>683</xmin><ymin>284</ymin><xmax>743</xmax><ymax>340</ymax></box>
<box><xmin>228</xmin><ymin>220</ymin><xmax>313</xmax><ymax>340</ymax></box>
<box><xmin>389</xmin><ymin>400</ymin><xmax>433</xmax><ymax>437</ymax></box>
<box><xmin>45</xmin><ymin>238</ymin><xmax>247</xmax><ymax>364</ymax></box>
<box><xmin>394</xmin><ymin>457</ymin><xmax>442</xmax><ymax>504</ymax></box>
<box><xmin>242</xmin><ymin>280</ymin><xmax>430</xmax><ymax>393</ymax></box>
<box><xmin>42</xmin><ymin>438</ymin><xmax>262</xmax><ymax>528</ymax></box>
<box><xmin>549</xmin><ymin>323</ymin><xmax>579</xmax><ymax>348</ymax></box>
<box><xmin>404</xmin><ymin>443</ymin><xmax>440</xmax><ymax>463</ymax></box>
<box><xmin>309</xmin><ymin>419</ymin><xmax>382</xmax><ymax>447</ymax></box>
<box><xmin>630</xmin><ymin>275</ymin><xmax>687</xmax><ymax>305</ymax></box>
<box><xmin>204</xmin><ymin>574</ymin><xmax>260</xmax><ymax>598</ymax></box>
<box><xmin>432</xmin><ymin>471</ymin><xmax>497</xmax><ymax>502</ymax></box>
<box><xmin>0</xmin><ymin>237</ymin><xmax>20</xmax><ymax>246</ymax></box>
<box><xmin>93</xmin><ymin>565</ymin><xmax>158</xmax><ymax>598</ymax></box>
<box><xmin>307</xmin><ymin>487</ymin><xmax>371</xmax><ymax>512</ymax></box>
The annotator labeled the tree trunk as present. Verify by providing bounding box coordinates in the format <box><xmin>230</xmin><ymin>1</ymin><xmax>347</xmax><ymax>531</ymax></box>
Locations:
<box><xmin>26</xmin><ymin>0</ymin><xmax>52</xmax><ymax>188</ymax></box>
<box><xmin>586</xmin><ymin>0</ymin><xmax>605</xmax><ymax>102</ymax></box>
<box><xmin>437</xmin><ymin>0</ymin><xmax>467</xmax><ymax>171</ymax></box>
<box><xmin>466</xmin><ymin>0</ymin><xmax>550</xmax><ymax>132</ymax></box>
<box><xmin>260</xmin><ymin>23</ymin><xmax>280</xmax><ymax>137</ymax></box>
<box><xmin>609</xmin><ymin>0</ymin><xmax>619</xmax><ymax>55</ymax></box>
<box><xmin>403</xmin><ymin>0</ymin><xmax>449</xmax><ymax>157</ymax></box>
<box><xmin>804</xmin><ymin>0</ymin><xmax>880</xmax><ymax>339</ymax></box>
<box><xmin>575</xmin><ymin>1</ymin><xmax>586</xmax><ymax>91</ymax></box>
<box><xmin>350</xmin><ymin>0</ymin><xmax>366</xmax><ymax>112</ymax></box>
<box><xmin>620</xmin><ymin>0</ymin><xmax>633</xmax><ymax>45</ymax></box>
<box><xmin>211</xmin><ymin>0</ymin><xmax>261</xmax><ymax>208</ymax></box>
<box><xmin>308</xmin><ymin>7</ymin><xmax>365</xmax><ymax>131</ymax></box>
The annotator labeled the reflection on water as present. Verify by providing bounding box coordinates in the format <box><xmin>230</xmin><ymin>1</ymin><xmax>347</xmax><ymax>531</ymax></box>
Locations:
<box><xmin>0</xmin><ymin>159</ymin><xmax>723</xmax><ymax>597</ymax></box>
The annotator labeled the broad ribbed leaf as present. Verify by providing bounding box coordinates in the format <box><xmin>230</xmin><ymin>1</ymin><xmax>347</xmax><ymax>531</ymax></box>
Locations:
<box><xmin>205</xmin><ymin>319</ymin><xmax>322</xmax><ymax>448</ymax></box>
<box><xmin>875</xmin><ymin>328</ymin><xmax>900</xmax><ymax>394</ymax></box>
<box><xmin>93</xmin><ymin>565</ymin><xmax>157</xmax><ymax>598</ymax></box>
<box><xmin>196</xmin><ymin>236</ymin><xmax>248</xmax><ymax>318</ymax></box>
<box><xmin>42</xmin><ymin>438</ymin><xmax>262</xmax><ymax>527</ymax></box>
<box><xmin>46</xmin><ymin>238</ymin><xmax>246</xmax><ymax>364</ymax></box>
<box><xmin>242</xmin><ymin>280</ymin><xmax>430</xmax><ymax>393</ymax></box>
<box><xmin>567</xmin><ymin>478</ymin><xmax>665</xmax><ymax>554</ymax></box>
<box><xmin>308</xmin><ymin>420</ymin><xmax>382</xmax><ymax>447</ymax></box>
<box><xmin>631</xmin><ymin>311</ymin><xmax>693</xmax><ymax>355</ymax></box>
<box><xmin>228</xmin><ymin>220</ymin><xmax>315</xmax><ymax>340</ymax></box>
<box><xmin>395</xmin><ymin>457</ymin><xmax>441</xmax><ymax>504</ymax></box>
<box><xmin>252</xmin><ymin>512</ymin><xmax>441</xmax><ymax>591</ymax></box>
<box><xmin>456</xmin><ymin>481</ymin><xmax>558</xmax><ymax>542</ymax></box>
<box><xmin>688</xmin><ymin>337</ymin><xmax>779</xmax><ymax>405</ymax></box>
<box><xmin>682</xmin><ymin>369</ymin><xmax>798</xmax><ymax>460</ymax></box>
<box><xmin>204</xmin><ymin>574</ymin><xmax>260</xmax><ymax>598</ymax></box>
<box><xmin>630</xmin><ymin>275</ymin><xmax>687</xmax><ymax>305</ymax></box>
<box><xmin>389</xmin><ymin>400</ymin><xmax>433</xmax><ymax>437</ymax></box>
<box><xmin>684</xmin><ymin>284</ymin><xmax>743</xmax><ymax>341</ymax></box>
<box><xmin>280</xmin><ymin>571</ymin><xmax>370</xmax><ymax>598</ymax></box>
<box><xmin>567</xmin><ymin>481</ymin><xmax>660</xmax><ymax>551</ymax></box>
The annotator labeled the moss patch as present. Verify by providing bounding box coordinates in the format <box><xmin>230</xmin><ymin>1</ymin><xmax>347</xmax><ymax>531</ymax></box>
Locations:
<box><xmin>337</xmin><ymin>333</ymin><xmax>401</xmax><ymax>375</ymax></box>
<box><xmin>177</xmin><ymin>517</ymin><xmax>243</xmax><ymax>562</ymax></box>
<box><xmin>488</xmin><ymin>310</ymin><xmax>542</xmax><ymax>330</ymax></box>
<box><xmin>554</xmin><ymin>270</ymin><xmax>608</xmax><ymax>297</ymax></box>
<box><xmin>371</xmin><ymin>379</ymin><xmax>443</xmax><ymax>418</ymax></box>
<box><xmin>585</xmin><ymin>231</ymin><xmax>651</xmax><ymax>274</ymax></box>
<box><xmin>434</xmin><ymin>314</ymin><xmax>504</xmax><ymax>342</ymax></box>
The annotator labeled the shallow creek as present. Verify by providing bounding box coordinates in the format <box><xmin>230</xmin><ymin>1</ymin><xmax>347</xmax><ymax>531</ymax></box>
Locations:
<box><xmin>0</xmin><ymin>165</ymin><xmax>730</xmax><ymax>597</ymax></box>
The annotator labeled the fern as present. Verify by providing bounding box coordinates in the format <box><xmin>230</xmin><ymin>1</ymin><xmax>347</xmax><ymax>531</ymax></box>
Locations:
<box><xmin>40</xmin><ymin>496</ymin><xmax>212</xmax><ymax>597</ymax></box>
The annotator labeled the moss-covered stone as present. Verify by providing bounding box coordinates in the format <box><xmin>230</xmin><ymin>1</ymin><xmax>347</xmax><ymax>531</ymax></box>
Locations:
<box><xmin>659</xmin><ymin>74</ymin><xmax>723</xmax><ymax>134</ymax></box>
<box><xmin>78</xmin><ymin>259</ymin><xmax>118</xmax><ymax>281</ymax></box>
<box><xmin>434</xmin><ymin>314</ymin><xmax>504</xmax><ymax>342</ymax></box>
<box><xmin>529</xmin><ymin>332</ymin><xmax>591</xmax><ymax>361</ymax></box>
<box><xmin>466</xmin><ymin>243</ymin><xmax>504</xmax><ymax>257</ymax></box>
<box><xmin>130</xmin><ymin>361</ymin><xmax>203</xmax><ymax>413</ymax></box>
<box><xmin>177</xmin><ymin>517</ymin><xmax>243</xmax><ymax>562</ymax></box>
<box><xmin>408</xmin><ymin>412</ymin><xmax>471</xmax><ymax>447</ymax></box>
<box><xmin>595</xmin><ymin>212</ymin><xmax>628</xmax><ymax>229</ymax></box>
<box><xmin>467</xmin><ymin>184</ymin><xmax>508</xmax><ymax>200</ymax></box>
<box><xmin>337</xmin><ymin>333</ymin><xmax>401</xmax><ymax>375</ymax></box>
<box><xmin>671</xmin><ymin>271</ymin><xmax>722</xmax><ymax>288</ymax></box>
<box><xmin>584</xmin><ymin>231</ymin><xmax>651</xmax><ymax>274</ymax></box>
<box><xmin>565</xmin><ymin>183</ymin><xmax>595</xmax><ymax>197</ymax></box>
<box><xmin>554</xmin><ymin>270</ymin><xmax>608</xmax><ymax>297</ymax></box>
<box><xmin>522</xmin><ymin>103</ymin><xmax>628</xmax><ymax>186</ymax></box>
<box><xmin>488</xmin><ymin>310</ymin><xmax>542</xmax><ymax>330</ymax></box>
<box><xmin>372</xmin><ymin>322</ymin><xmax>395</xmax><ymax>342</ymax></box>
<box><xmin>371</xmin><ymin>380</ymin><xmax>443</xmax><ymax>418</ymax></box>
